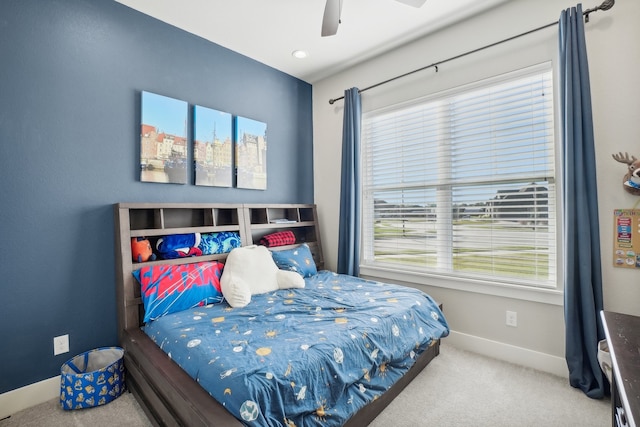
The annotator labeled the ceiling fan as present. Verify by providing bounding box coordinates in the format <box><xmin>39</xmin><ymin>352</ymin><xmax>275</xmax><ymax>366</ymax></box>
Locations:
<box><xmin>321</xmin><ymin>0</ymin><xmax>428</xmax><ymax>37</ymax></box>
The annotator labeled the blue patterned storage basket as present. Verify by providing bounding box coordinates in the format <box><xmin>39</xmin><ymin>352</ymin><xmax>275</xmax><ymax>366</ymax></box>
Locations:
<box><xmin>60</xmin><ymin>347</ymin><xmax>125</xmax><ymax>410</ymax></box>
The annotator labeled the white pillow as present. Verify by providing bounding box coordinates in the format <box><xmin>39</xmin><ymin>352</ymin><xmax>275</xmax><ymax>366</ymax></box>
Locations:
<box><xmin>221</xmin><ymin>245</ymin><xmax>304</xmax><ymax>308</ymax></box>
<box><xmin>277</xmin><ymin>270</ymin><xmax>306</xmax><ymax>289</ymax></box>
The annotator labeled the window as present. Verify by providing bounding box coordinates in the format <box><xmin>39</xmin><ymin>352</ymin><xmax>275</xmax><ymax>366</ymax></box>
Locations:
<box><xmin>362</xmin><ymin>64</ymin><xmax>557</xmax><ymax>289</ymax></box>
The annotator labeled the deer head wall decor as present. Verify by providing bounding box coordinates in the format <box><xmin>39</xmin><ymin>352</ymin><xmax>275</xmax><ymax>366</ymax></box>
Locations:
<box><xmin>612</xmin><ymin>152</ymin><xmax>640</xmax><ymax>196</ymax></box>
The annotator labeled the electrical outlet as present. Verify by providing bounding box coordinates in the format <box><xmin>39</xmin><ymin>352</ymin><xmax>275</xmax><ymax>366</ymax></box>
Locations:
<box><xmin>506</xmin><ymin>311</ymin><xmax>518</xmax><ymax>327</ymax></box>
<box><xmin>54</xmin><ymin>334</ymin><xmax>69</xmax><ymax>356</ymax></box>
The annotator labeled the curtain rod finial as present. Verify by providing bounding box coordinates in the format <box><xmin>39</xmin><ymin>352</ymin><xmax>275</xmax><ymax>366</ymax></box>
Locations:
<box><xmin>584</xmin><ymin>0</ymin><xmax>614</xmax><ymax>22</ymax></box>
<box><xmin>600</xmin><ymin>0</ymin><xmax>615</xmax><ymax>11</ymax></box>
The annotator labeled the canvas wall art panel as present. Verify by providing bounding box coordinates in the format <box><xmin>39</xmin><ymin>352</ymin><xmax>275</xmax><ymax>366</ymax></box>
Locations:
<box><xmin>193</xmin><ymin>106</ymin><xmax>233</xmax><ymax>187</ymax></box>
<box><xmin>235</xmin><ymin>116</ymin><xmax>267</xmax><ymax>190</ymax></box>
<box><xmin>140</xmin><ymin>91</ymin><xmax>188</xmax><ymax>184</ymax></box>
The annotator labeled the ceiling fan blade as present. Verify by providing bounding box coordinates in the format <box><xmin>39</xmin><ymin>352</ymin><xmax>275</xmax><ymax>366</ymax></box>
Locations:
<box><xmin>321</xmin><ymin>0</ymin><xmax>342</xmax><ymax>37</ymax></box>
<box><xmin>395</xmin><ymin>0</ymin><xmax>427</xmax><ymax>7</ymax></box>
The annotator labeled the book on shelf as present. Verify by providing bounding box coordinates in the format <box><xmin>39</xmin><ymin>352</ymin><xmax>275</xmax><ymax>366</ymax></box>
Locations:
<box><xmin>270</xmin><ymin>219</ymin><xmax>297</xmax><ymax>224</ymax></box>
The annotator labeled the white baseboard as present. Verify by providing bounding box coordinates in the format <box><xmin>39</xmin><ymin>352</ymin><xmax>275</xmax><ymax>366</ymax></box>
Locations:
<box><xmin>445</xmin><ymin>330</ymin><xmax>569</xmax><ymax>378</ymax></box>
<box><xmin>0</xmin><ymin>376</ymin><xmax>60</xmax><ymax>420</ymax></box>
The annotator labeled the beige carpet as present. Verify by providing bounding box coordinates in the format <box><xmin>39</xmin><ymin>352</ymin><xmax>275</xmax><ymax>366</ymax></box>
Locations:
<box><xmin>1</xmin><ymin>343</ymin><xmax>610</xmax><ymax>426</ymax></box>
<box><xmin>0</xmin><ymin>391</ymin><xmax>151</xmax><ymax>427</ymax></box>
<box><xmin>369</xmin><ymin>344</ymin><xmax>610</xmax><ymax>427</ymax></box>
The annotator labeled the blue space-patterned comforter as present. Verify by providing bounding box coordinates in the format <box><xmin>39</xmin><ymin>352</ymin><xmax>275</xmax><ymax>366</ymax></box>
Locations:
<box><xmin>143</xmin><ymin>271</ymin><xmax>449</xmax><ymax>426</ymax></box>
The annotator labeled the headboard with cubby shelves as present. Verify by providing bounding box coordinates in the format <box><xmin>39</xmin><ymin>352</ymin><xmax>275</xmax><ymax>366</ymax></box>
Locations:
<box><xmin>114</xmin><ymin>202</ymin><xmax>323</xmax><ymax>338</ymax></box>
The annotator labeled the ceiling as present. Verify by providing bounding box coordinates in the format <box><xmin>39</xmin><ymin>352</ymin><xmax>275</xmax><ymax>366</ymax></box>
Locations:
<box><xmin>115</xmin><ymin>0</ymin><xmax>510</xmax><ymax>83</ymax></box>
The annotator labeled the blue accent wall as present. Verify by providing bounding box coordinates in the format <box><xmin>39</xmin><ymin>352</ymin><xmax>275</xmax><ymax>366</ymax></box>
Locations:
<box><xmin>0</xmin><ymin>0</ymin><xmax>313</xmax><ymax>393</ymax></box>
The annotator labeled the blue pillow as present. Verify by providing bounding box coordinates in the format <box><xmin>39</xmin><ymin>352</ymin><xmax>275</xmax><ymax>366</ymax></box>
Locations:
<box><xmin>133</xmin><ymin>261</ymin><xmax>224</xmax><ymax>323</ymax></box>
<box><xmin>270</xmin><ymin>243</ymin><xmax>317</xmax><ymax>278</ymax></box>
<box><xmin>199</xmin><ymin>231</ymin><xmax>241</xmax><ymax>255</ymax></box>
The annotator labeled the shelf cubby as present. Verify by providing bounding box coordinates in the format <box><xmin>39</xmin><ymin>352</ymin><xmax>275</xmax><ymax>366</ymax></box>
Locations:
<box><xmin>243</xmin><ymin>204</ymin><xmax>323</xmax><ymax>270</ymax></box>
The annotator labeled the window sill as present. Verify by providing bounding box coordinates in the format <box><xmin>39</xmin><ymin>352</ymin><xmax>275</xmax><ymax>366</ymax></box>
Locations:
<box><xmin>359</xmin><ymin>265</ymin><xmax>563</xmax><ymax>306</ymax></box>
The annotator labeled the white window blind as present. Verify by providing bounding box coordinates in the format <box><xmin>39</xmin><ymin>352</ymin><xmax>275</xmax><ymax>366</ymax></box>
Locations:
<box><xmin>362</xmin><ymin>64</ymin><xmax>557</xmax><ymax>288</ymax></box>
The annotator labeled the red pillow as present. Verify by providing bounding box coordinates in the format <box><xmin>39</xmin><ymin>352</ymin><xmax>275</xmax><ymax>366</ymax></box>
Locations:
<box><xmin>259</xmin><ymin>230</ymin><xmax>296</xmax><ymax>247</ymax></box>
<box><xmin>133</xmin><ymin>261</ymin><xmax>224</xmax><ymax>323</ymax></box>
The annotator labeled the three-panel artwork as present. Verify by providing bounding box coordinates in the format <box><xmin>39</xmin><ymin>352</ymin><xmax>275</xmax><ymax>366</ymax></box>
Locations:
<box><xmin>140</xmin><ymin>91</ymin><xmax>267</xmax><ymax>190</ymax></box>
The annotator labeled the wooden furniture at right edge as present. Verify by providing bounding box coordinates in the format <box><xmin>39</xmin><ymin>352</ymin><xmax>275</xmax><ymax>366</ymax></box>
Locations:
<box><xmin>601</xmin><ymin>311</ymin><xmax>640</xmax><ymax>427</ymax></box>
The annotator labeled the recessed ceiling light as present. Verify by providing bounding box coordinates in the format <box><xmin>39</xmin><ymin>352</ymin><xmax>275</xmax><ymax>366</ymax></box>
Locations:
<box><xmin>292</xmin><ymin>50</ymin><xmax>308</xmax><ymax>59</ymax></box>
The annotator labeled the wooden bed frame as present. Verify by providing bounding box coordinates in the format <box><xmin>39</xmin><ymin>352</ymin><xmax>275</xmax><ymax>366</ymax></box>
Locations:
<box><xmin>114</xmin><ymin>202</ymin><xmax>441</xmax><ymax>426</ymax></box>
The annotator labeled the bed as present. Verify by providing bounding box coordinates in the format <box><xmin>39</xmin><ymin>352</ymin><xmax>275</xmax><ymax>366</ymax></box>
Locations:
<box><xmin>114</xmin><ymin>203</ymin><xmax>449</xmax><ymax>426</ymax></box>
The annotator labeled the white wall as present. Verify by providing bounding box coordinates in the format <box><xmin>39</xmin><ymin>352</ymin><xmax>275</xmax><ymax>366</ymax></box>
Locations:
<box><xmin>313</xmin><ymin>0</ymin><xmax>640</xmax><ymax>376</ymax></box>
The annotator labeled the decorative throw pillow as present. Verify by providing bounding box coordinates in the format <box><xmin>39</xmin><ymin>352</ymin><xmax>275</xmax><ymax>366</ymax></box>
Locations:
<box><xmin>133</xmin><ymin>261</ymin><xmax>224</xmax><ymax>323</ymax></box>
<box><xmin>220</xmin><ymin>245</ymin><xmax>304</xmax><ymax>308</ymax></box>
<box><xmin>259</xmin><ymin>230</ymin><xmax>296</xmax><ymax>248</ymax></box>
<box><xmin>271</xmin><ymin>243</ymin><xmax>318</xmax><ymax>278</ymax></box>
<box><xmin>199</xmin><ymin>231</ymin><xmax>242</xmax><ymax>255</ymax></box>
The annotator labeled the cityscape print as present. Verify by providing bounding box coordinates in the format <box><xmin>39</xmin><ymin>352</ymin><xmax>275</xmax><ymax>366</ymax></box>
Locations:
<box><xmin>140</xmin><ymin>91</ymin><xmax>188</xmax><ymax>184</ymax></box>
<box><xmin>193</xmin><ymin>105</ymin><xmax>233</xmax><ymax>187</ymax></box>
<box><xmin>235</xmin><ymin>116</ymin><xmax>267</xmax><ymax>190</ymax></box>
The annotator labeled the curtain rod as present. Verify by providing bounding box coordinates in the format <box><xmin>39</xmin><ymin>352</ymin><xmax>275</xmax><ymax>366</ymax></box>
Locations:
<box><xmin>328</xmin><ymin>0</ymin><xmax>614</xmax><ymax>105</ymax></box>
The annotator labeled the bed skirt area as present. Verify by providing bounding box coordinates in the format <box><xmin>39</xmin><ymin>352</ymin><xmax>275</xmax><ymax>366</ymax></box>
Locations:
<box><xmin>122</xmin><ymin>327</ymin><xmax>441</xmax><ymax>427</ymax></box>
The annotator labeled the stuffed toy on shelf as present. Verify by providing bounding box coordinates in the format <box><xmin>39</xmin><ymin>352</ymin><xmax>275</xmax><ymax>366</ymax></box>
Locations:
<box><xmin>156</xmin><ymin>233</ymin><xmax>203</xmax><ymax>259</ymax></box>
<box><xmin>131</xmin><ymin>237</ymin><xmax>157</xmax><ymax>263</ymax></box>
